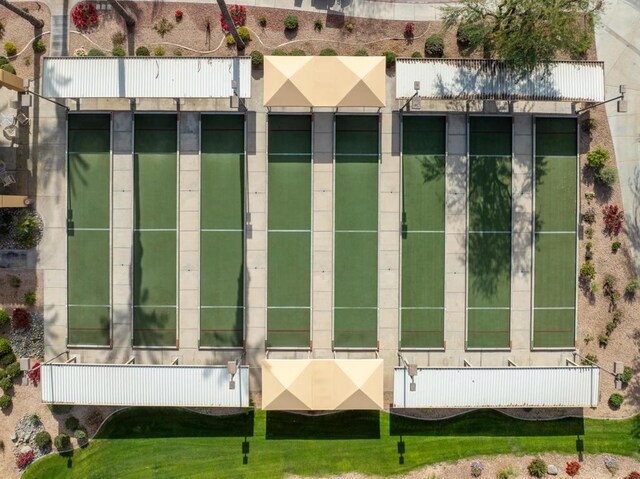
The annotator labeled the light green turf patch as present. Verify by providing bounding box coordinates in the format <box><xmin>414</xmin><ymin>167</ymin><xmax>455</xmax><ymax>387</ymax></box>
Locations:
<box><xmin>335</xmin><ymin>155</ymin><xmax>378</xmax><ymax>231</ymax></box>
<box><xmin>400</xmin><ymin>309</ymin><xmax>444</xmax><ymax>349</ymax></box>
<box><xmin>67</xmin><ymin>230</ymin><xmax>110</xmax><ymax>306</ymax></box>
<box><xmin>535</xmin><ymin>156</ymin><xmax>577</xmax><ymax>232</ymax></box>
<box><xmin>468</xmin><ymin>156</ymin><xmax>512</xmax><ymax>232</ymax></box>
<box><xmin>467</xmin><ymin>309</ymin><xmax>511</xmax><ymax>349</ymax></box>
<box><xmin>201</xmin><ymin>231</ymin><xmax>244</xmax><ymax>307</ymax></box>
<box><xmin>334</xmin><ymin>232</ymin><xmax>378</xmax><ymax>308</ymax></box>
<box><xmin>268</xmin><ymin>155</ymin><xmax>311</xmax><ymax>230</ymax></box>
<box><xmin>67</xmin><ymin>306</ymin><xmax>110</xmax><ymax>346</ymax></box>
<box><xmin>532</xmin><ymin>308</ymin><xmax>575</xmax><ymax>348</ymax></box>
<box><xmin>468</xmin><ymin>232</ymin><xmax>511</xmax><ymax>308</ymax></box>
<box><xmin>266</xmin><ymin>308</ymin><xmax>311</xmax><ymax>348</ymax></box>
<box><xmin>334</xmin><ymin>308</ymin><xmax>378</xmax><ymax>348</ymax></box>
<box><xmin>267</xmin><ymin>232</ymin><xmax>311</xmax><ymax>307</ymax></box>
<box><xmin>200</xmin><ymin>308</ymin><xmax>243</xmax><ymax>348</ymax></box>
<box><xmin>132</xmin><ymin>306</ymin><xmax>177</xmax><ymax>347</ymax></box>
<box><xmin>401</xmin><ymin>233</ymin><xmax>444</xmax><ymax>307</ymax></box>
<box><xmin>534</xmin><ymin>233</ymin><xmax>576</xmax><ymax>308</ymax></box>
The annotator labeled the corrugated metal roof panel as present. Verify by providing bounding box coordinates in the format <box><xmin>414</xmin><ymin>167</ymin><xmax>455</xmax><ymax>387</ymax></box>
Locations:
<box><xmin>393</xmin><ymin>367</ymin><xmax>599</xmax><ymax>408</ymax></box>
<box><xmin>41</xmin><ymin>364</ymin><xmax>249</xmax><ymax>407</ymax></box>
<box><xmin>396</xmin><ymin>59</ymin><xmax>604</xmax><ymax>102</ymax></box>
<box><xmin>43</xmin><ymin>57</ymin><xmax>251</xmax><ymax>98</ymax></box>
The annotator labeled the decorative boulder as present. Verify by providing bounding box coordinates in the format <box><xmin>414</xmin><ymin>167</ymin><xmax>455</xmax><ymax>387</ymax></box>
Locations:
<box><xmin>548</xmin><ymin>464</ymin><xmax>558</xmax><ymax>475</ymax></box>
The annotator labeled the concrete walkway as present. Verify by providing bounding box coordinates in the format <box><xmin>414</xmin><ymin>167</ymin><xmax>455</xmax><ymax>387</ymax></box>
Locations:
<box><xmin>595</xmin><ymin>0</ymin><xmax>640</xmax><ymax>275</ymax></box>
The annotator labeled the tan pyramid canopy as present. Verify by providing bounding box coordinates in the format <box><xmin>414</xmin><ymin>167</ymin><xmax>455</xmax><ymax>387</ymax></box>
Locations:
<box><xmin>262</xmin><ymin>359</ymin><xmax>384</xmax><ymax>410</ymax></box>
<box><xmin>264</xmin><ymin>56</ymin><xmax>386</xmax><ymax>108</ymax></box>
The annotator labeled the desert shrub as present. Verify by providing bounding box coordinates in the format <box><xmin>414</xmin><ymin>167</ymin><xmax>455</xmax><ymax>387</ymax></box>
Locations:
<box><xmin>609</xmin><ymin>393</ymin><xmax>624</xmax><ymax>408</ymax></box>
<box><xmin>258</xmin><ymin>16</ymin><xmax>267</xmax><ymax>27</ymax></box>
<box><xmin>225</xmin><ymin>34</ymin><xmax>236</xmax><ymax>46</ymax></box>
<box><xmin>87</xmin><ymin>48</ymin><xmax>105</xmax><ymax>57</ymax></box>
<box><xmin>272</xmin><ymin>48</ymin><xmax>288</xmax><ymax>56</ymax></box>
<box><xmin>587</xmin><ymin>146</ymin><xmax>609</xmax><ymax>169</ymax></box>
<box><xmin>75</xmin><ymin>428</ymin><xmax>87</xmax><ymax>441</ymax></box>
<box><xmin>16</xmin><ymin>450</ymin><xmax>34</xmax><ymax>469</ymax></box>
<box><xmin>54</xmin><ymin>433</ymin><xmax>70</xmax><ymax>450</ymax></box>
<box><xmin>612</xmin><ymin>241</ymin><xmax>621</xmax><ymax>252</ymax></box>
<box><xmin>65</xmin><ymin>416</ymin><xmax>80</xmax><ymax>431</ymax></box>
<box><xmin>604</xmin><ymin>274</ymin><xmax>617</xmax><ymax>291</ymax></box>
<box><xmin>613</xmin><ymin>310</ymin><xmax>622</xmax><ymax>323</ymax></box>
<box><xmin>581</xmin><ymin>354</ymin><xmax>598</xmax><ymax>365</ymax></box>
<box><xmin>135</xmin><ymin>46</ymin><xmax>150</xmax><ymax>57</ymax></box>
<box><xmin>35</xmin><ymin>430</ymin><xmax>51</xmax><ymax>447</ymax></box>
<box><xmin>585</xmin><ymin>250</ymin><xmax>593</xmax><ymax>261</ymax></box>
<box><xmin>345</xmin><ymin>22</ymin><xmax>355</xmax><ymax>32</ymax></box>
<box><xmin>424</xmin><ymin>34</ymin><xmax>444</xmax><ymax>57</ymax></box>
<box><xmin>154</xmin><ymin>46</ymin><xmax>165</xmax><ymax>56</ymax></box>
<box><xmin>32</xmin><ymin>38</ymin><xmax>46</xmax><ymax>54</ymax></box>
<box><xmin>290</xmin><ymin>49</ymin><xmax>306</xmax><ymax>56</ymax></box>
<box><xmin>5</xmin><ymin>361</ymin><xmax>20</xmax><ymax>378</ymax></box>
<box><xmin>153</xmin><ymin>18</ymin><xmax>174</xmax><ymax>38</ymax></box>
<box><xmin>603</xmin><ymin>455</ymin><xmax>619</xmax><ymax>474</ymax></box>
<box><xmin>566</xmin><ymin>461</ymin><xmax>580</xmax><ymax>477</ymax></box>
<box><xmin>582</xmin><ymin>207</ymin><xmax>596</xmax><ymax>224</ymax></box>
<box><xmin>284</xmin><ymin>15</ymin><xmax>298</xmax><ymax>30</ymax></box>
<box><xmin>74</xmin><ymin>47</ymin><xmax>87</xmax><ymax>57</ymax></box>
<box><xmin>237</xmin><ymin>26</ymin><xmax>251</xmax><ymax>41</ymax></box>
<box><xmin>496</xmin><ymin>465</ymin><xmax>516</xmax><ymax>479</ymax></box>
<box><xmin>320</xmin><ymin>48</ymin><xmax>337</xmax><ymax>56</ymax></box>
<box><xmin>625</xmin><ymin>278</ymin><xmax>640</xmax><ymax>296</ymax></box>
<box><xmin>585</xmin><ymin>227</ymin><xmax>594</xmax><ymax>239</ymax></box>
<box><xmin>411</xmin><ymin>51</ymin><xmax>422</xmax><ymax>58</ymax></box>
<box><xmin>606</xmin><ymin>322</ymin><xmax>617</xmax><ymax>335</ymax></box>
<box><xmin>12</xmin><ymin>308</ymin><xmax>29</xmax><ymax>330</ymax></box>
<box><xmin>0</xmin><ymin>352</ymin><xmax>16</xmax><ymax>367</ymax></box>
<box><xmin>29</xmin><ymin>414</ymin><xmax>40</xmax><ymax>425</ymax></box>
<box><xmin>314</xmin><ymin>19</ymin><xmax>323</xmax><ymax>31</ymax></box>
<box><xmin>0</xmin><ymin>394</ymin><xmax>11</xmax><ymax>410</ymax></box>
<box><xmin>0</xmin><ymin>63</ymin><xmax>15</xmax><ymax>74</ymax></box>
<box><xmin>14</xmin><ymin>210</ymin><xmax>40</xmax><ymax>248</ymax></box>
<box><xmin>0</xmin><ymin>337</ymin><xmax>10</xmax><ymax>355</ymax></box>
<box><xmin>4</xmin><ymin>42</ymin><xmax>16</xmax><ymax>56</ymax></box>
<box><xmin>112</xmin><ymin>46</ymin><xmax>126</xmax><ymax>57</ymax></box>
<box><xmin>111</xmin><ymin>31</ymin><xmax>126</xmax><ymax>46</ymax></box>
<box><xmin>250</xmin><ymin>50</ymin><xmax>263</xmax><ymax>66</ymax></box>
<box><xmin>621</xmin><ymin>366</ymin><xmax>633</xmax><ymax>384</ymax></box>
<box><xmin>470</xmin><ymin>460</ymin><xmax>484</xmax><ymax>477</ymax></box>
<box><xmin>71</xmin><ymin>2</ymin><xmax>99</xmax><ymax>30</ymax></box>
<box><xmin>527</xmin><ymin>458</ymin><xmax>547</xmax><ymax>478</ymax></box>
<box><xmin>598</xmin><ymin>334</ymin><xmax>608</xmax><ymax>347</ymax></box>
<box><xmin>596</xmin><ymin>167</ymin><xmax>618</xmax><ymax>186</ymax></box>
<box><xmin>0</xmin><ymin>310</ymin><xmax>8</xmax><ymax>328</ymax></box>
<box><xmin>0</xmin><ymin>376</ymin><xmax>12</xmax><ymax>392</ymax></box>
<box><xmin>404</xmin><ymin>22</ymin><xmax>415</xmax><ymax>38</ymax></box>
<box><xmin>383</xmin><ymin>51</ymin><xmax>397</xmax><ymax>67</ymax></box>
<box><xmin>586</xmin><ymin>242</ymin><xmax>593</xmax><ymax>250</ymax></box>
<box><xmin>173</xmin><ymin>49</ymin><xmax>183</xmax><ymax>56</ymax></box>
<box><xmin>579</xmin><ymin>262</ymin><xmax>595</xmax><ymax>280</ymax></box>
<box><xmin>0</xmin><ymin>55</ymin><xmax>8</xmax><ymax>66</ymax></box>
<box><xmin>353</xmin><ymin>49</ymin><xmax>368</xmax><ymax>56</ymax></box>
<box><xmin>585</xmin><ymin>191</ymin><xmax>595</xmax><ymax>203</ymax></box>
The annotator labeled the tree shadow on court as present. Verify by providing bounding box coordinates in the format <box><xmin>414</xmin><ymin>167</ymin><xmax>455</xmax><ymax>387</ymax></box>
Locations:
<box><xmin>266</xmin><ymin>411</ymin><xmax>380</xmax><ymax>440</ymax></box>
<box><xmin>389</xmin><ymin>409</ymin><xmax>584</xmax><ymax>437</ymax></box>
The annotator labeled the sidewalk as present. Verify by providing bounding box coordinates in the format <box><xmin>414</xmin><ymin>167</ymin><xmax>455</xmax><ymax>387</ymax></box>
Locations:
<box><xmin>595</xmin><ymin>0</ymin><xmax>640</xmax><ymax>275</ymax></box>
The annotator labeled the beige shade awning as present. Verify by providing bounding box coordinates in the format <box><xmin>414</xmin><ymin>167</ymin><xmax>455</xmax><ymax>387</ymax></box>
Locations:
<box><xmin>0</xmin><ymin>70</ymin><xmax>26</xmax><ymax>93</ymax></box>
<box><xmin>264</xmin><ymin>56</ymin><xmax>386</xmax><ymax>108</ymax></box>
<box><xmin>262</xmin><ymin>359</ymin><xmax>384</xmax><ymax>411</ymax></box>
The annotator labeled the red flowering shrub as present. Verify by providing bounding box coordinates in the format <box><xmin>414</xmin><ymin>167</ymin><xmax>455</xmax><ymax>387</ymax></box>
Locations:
<box><xmin>16</xmin><ymin>450</ymin><xmax>34</xmax><ymax>469</ymax></box>
<box><xmin>27</xmin><ymin>362</ymin><xmax>41</xmax><ymax>385</ymax></box>
<box><xmin>603</xmin><ymin>204</ymin><xmax>624</xmax><ymax>235</ymax></box>
<box><xmin>12</xmin><ymin>308</ymin><xmax>29</xmax><ymax>330</ymax></box>
<box><xmin>404</xmin><ymin>22</ymin><xmax>415</xmax><ymax>38</ymax></box>
<box><xmin>566</xmin><ymin>461</ymin><xmax>581</xmax><ymax>477</ymax></box>
<box><xmin>219</xmin><ymin>5</ymin><xmax>247</xmax><ymax>32</ymax></box>
<box><xmin>71</xmin><ymin>2</ymin><xmax>99</xmax><ymax>30</ymax></box>
<box><xmin>175</xmin><ymin>10</ymin><xmax>183</xmax><ymax>20</ymax></box>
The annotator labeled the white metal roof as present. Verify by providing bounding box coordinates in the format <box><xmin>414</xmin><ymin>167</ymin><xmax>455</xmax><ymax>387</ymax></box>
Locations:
<box><xmin>394</xmin><ymin>367</ymin><xmax>599</xmax><ymax>408</ymax></box>
<box><xmin>396</xmin><ymin>59</ymin><xmax>604</xmax><ymax>102</ymax></box>
<box><xmin>41</xmin><ymin>363</ymin><xmax>249</xmax><ymax>407</ymax></box>
<box><xmin>43</xmin><ymin>57</ymin><xmax>251</xmax><ymax>98</ymax></box>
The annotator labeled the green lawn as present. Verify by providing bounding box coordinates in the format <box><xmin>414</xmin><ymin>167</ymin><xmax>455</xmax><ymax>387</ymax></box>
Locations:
<box><xmin>25</xmin><ymin>408</ymin><xmax>640</xmax><ymax>479</ymax></box>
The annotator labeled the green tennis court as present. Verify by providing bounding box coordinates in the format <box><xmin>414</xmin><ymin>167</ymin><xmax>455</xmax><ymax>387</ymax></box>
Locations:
<box><xmin>467</xmin><ymin>116</ymin><xmax>512</xmax><ymax>349</ymax></box>
<box><xmin>533</xmin><ymin>117</ymin><xmax>577</xmax><ymax>348</ymax></box>
<box><xmin>200</xmin><ymin>114</ymin><xmax>245</xmax><ymax>348</ymax></box>
<box><xmin>400</xmin><ymin>116</ymin><xmax>446</xmax><ymax>349</ymax></box>
<box><xmin>133</xmin><ymin>114</ymin><xmax>177</xmax><ymax>347</ymax></box>
<box><xmin>267</xmin><ymin>115</ymin><xmax>311</xmax><ymax>348</ymax></box>
<box><xmin>67</xmin><ymin>113</ymin><xmax>111</xmax><ymax>346</ymax></box>
<box><xmin>334</xmin><ymin>115</ymin><xmax>378</xmax><ymax>349</ymax></box>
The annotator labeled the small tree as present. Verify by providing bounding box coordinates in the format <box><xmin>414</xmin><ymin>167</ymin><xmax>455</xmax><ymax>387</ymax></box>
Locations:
<box><xmin>0</xmin><ymin>0</ymin><xmax>44</xmax><ymax>28</ymax></box>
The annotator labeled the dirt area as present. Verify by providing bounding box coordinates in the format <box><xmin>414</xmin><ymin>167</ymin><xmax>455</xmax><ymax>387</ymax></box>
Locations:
<box><xmin>0</xmin><ymin>269</ymin><xmax>41</xmax><ymax>310</ymax></box>
<box><xmin>0</xmin><ymin>1</ymin><xmax>51</xmax><ymax>80</ymax></box>
<box><xmin>291</xmin><ymin>454</ymin><xmax>640</xmax><ymax>479</ymax></box>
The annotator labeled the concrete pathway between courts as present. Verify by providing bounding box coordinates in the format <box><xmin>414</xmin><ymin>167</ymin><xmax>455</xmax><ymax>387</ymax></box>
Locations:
<box><xmin>595</xmin><ymin>0</ymin><xmax>640</xmax><ymax>275</ymax></box>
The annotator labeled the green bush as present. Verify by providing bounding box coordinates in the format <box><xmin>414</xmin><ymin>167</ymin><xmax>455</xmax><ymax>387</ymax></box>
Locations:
<box><xmin>0</xmin><ymin>394</ymin><xmax>11</xmax><ymax>410</ymax></box>
<box><xmin>6</xmin><ymin>362</ymin><xmax>21</xmax><ymax>379</ymax></box>
<box><xmin>154</xmin><ymin>46</ymin><xmax>165</xmax><ymax>56</ymax></box>
<box><xmin>24</xmin><ymin>291</ymin><xmax>36</xmax><ymax>306</ymax></box>
<box><xmin>0</xmin><ymin>63</ymin><xmax>16</xmax><ymax>74</ymax></box>
<box><xmin>314</xmin><ymin>19</ymin><xmax>322</xmax><ymax>31</ymax></box>
<box><xmin>0</xmin><ymin>338</ymin><xmax>10</xmax><ymax>355</ymax></box>
<box><xmin>54</xmin><ymin>433</ymin><xmax>70</xmax><ymax>450</ymax></box>
<box><xmin>135</xmin><ymin>46</ymin><xmax>150</xmax><ymax>57</ymax></box>
<box><xmin>65</xmin><ymin>416</ymin><xmax>80</xmax><ymax>431</ymax></box>
<box><xmin>319</xmin><ymin>48</ymin><xmax>337</xmax><ymax>56</ymax></box>
<box><xmin>527</xmin><ymin>457</ymin><xmax>547</xmax><ymax>478</ymax></box>
<box><xmin>284</xmin><ymin>15</ymin><xmax>298</xmax><ymax>30</ymax></box>
<box><xmin>353</xmin><ymin>49</ymin><xmax>368</xmax><ymax>56</ymax></box>
<box><xmin>0</xmin><ymin>310</ymin><xmax>8</xmax><ymax>328</ymax></box>
<box><xmin>14</xmin><ymin>210</ymin><xmax>40</xmax><ymax>248</ymax></box>
<box><xmin>35</xmin><ymin>430</ymin><xmax>51</xmax><ymax>447</ymax></box>
<box><xmin>0</xmin><ymin>55</ymin><xmax>9</xmax><ymax>66</ymax></box>
<box><xmin>75</xmin><ymin>429</ymin><xmax>87</xmax><ymax>441</ymax></box>
<box><xmin>48</xmin><ymin>404</ymin><xmax>73</xmax><ymax>414</ymax></box>
<box><xmin>87</xmin><ymin>48</ymin><xmax>105</xmax><ymax>57</ymax></box>
<box><xmin>290</xmin><ymin>49</ymin><xmax>306</xmax><ymax>56</ymax></box>
<box><xmin>625</xmin><ymin>278</ymin><xmax>640</xmax><ymax>295</ymax></box>
<box><xmin>0</xmin><ymin>352</ymin><xmax>16</xmax><ymax>367</ymax></box>
<box><xmin>457</xmin><ymin>22</ymin><xmax>485</xmax><ymax>49</ymax></box>
<box><xmin>579</xmin><ymin>262</ymin><xmax>596</xmax><ymax>280</ymax></box>
<box><xmin>411</xmin><ymin>51</ymin><xmax>422</xmax><ymax>58</ymax></box>
<box><xmin>4</xmin><ymin>42</ymin><xmax>16</xmax><ymax>56</ymax></box>
<box><xmin>598</xmin><ymin>334</ymin><xmax>609</xmax><ymax>347</ymax></box>
<box><xmin>383</xmin><ymin>51</ymin><xmax>397</xmax><ymax>67</ymax></box>
<box><xmin>608</xmin><ymin>393</ymin><xmax>624</xmax><ymax>408</ymax></box>
<box><xmin>424</xmin><ymin>34</ymin><xmax>444</xmax><ymax>57</ymax></box>
<box><xmin>225</xmin><ymin>34</ymin><xmax>236</xmax><ymax>46</ymax></box>
<box><xmin>173</xmin><ymin>49</ymin><xmax>182</xmax><ymax>56</ymax></box>
<box><xmin>581</xmin><ymin>353</ymin><xmax>598</xmax><ymax>365</ymax></box>
<box><xmin>272</xmin><ymin>48</ymin><xmax>288</xmax><ymax>56</ymax></box>
<box><xmin>595</xmin><ymin>166</ymin><xmax>617</xmax><ymax>186</ymax></box>
<box><xmin>32</xmin><ymin>38</ymin><xmax>46</xmax><ymax>54</ymax></box>
<box><xmin>29</xmin><ymin>414</ymin><xmax>40</xmax><ymax>425</ymax></box>
<box><xmin>587</xmin><ymin>146</ymin><xmax>609</xmax><ymax>169</ymax></box>
<box><xmin>237</xmin><ymin>26</ymin><xmax>250</xmax><ymax>42</ymax></box>
<box><xmin>621</xmin><ymin>366</ymin><xmax>633</xmax><ymax>384</ymax></box>
<box><xmin>112</xmin><ymin>46</ymin><xmax>126</xmax><ymax>57</ymax></box>
<box><xmin>496</xmin><ymin>465</ymin><xmax>516</xmax><ymax>479</ymax></box>
<box><xmin>0</xmin><ymin>376</ymin><xmax>12</xmax><ymax>392</ymax></box>
<box><xmin>612</xmin><ymin>241</ymin><xmax>621</xmax><ymax>252</ymax></box>
<box><xmin>250</xmin><ymin>50</ymin><xmax>263</xmax><ymax>66</ymax></box>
